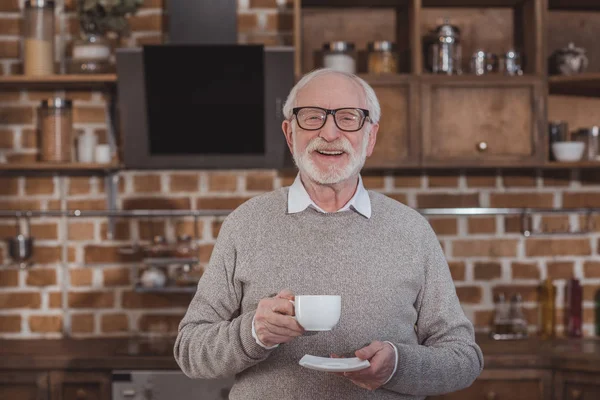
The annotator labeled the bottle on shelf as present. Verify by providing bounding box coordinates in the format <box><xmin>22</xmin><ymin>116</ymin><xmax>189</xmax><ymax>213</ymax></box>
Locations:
<box><xmin>492</xmin><ymin>292</ymin><xmax>512</xmax><ymax>337</ymax></box>
<box><xmin>595</xmin><ymin>289</ymin><xmax>600</xmax><ymax>337</ymax></box>
<box><xmin>564</xmin><ymin>278</ymin><xmax>583</xmax><ymax>338</ymax></box>
<box><xmin>539</xmin><ymin>278</ymin><xmax>556</xmax><ymax>340</ymax></box>
<box><xmin>23</xmin><ymin>0</ymin><xmax>55</xmax><ymax>76</ymax></box>
<box><xmin>509</xmin><ymin>293</ymin><xmax>528</xmax><ymax>337</ymax></box>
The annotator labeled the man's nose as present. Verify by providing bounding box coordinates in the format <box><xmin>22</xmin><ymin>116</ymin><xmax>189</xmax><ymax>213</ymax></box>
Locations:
<box><xmin>319</xmin><ymin>114</ymin><xmax>342</xmax><ymax>141</ymax></box>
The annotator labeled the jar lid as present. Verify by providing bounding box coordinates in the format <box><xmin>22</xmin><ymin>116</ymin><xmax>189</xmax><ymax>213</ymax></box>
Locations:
<box><xmin>323</xmin><ymin>41</ymin><xmax>355</xmax><ymax>52</ymax></box>
<box><xmin>574</xmin><ymin>126</ymin><xmax>600</xmax><ymax>137</ymax></box>
<box><xmin>367</xmin><ymin>41</ymin><xmax>396</xmax><ymax>52</ymax></box>
<box><xmin>25</xmin><ymin>0</ymin><xmax>55</xmax><ymax>8</ymax></box>
<box><xmin>40</xmin><ymin>97</ymin><xmax>72</xmax><ymax>109</ymax></box>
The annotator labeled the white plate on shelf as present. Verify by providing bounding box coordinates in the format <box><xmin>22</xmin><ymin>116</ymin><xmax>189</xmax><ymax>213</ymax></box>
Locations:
<box><xmin>299</xmin><ymin>355</ymin><xmax>370</xmax><ymax>372</ymax></box>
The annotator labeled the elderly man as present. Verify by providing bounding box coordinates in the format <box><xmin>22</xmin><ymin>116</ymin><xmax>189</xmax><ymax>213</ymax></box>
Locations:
<box><xmin>174</xmin><ymin>68</ymin><xmax>484</xmax><ymax>399</ymax></box>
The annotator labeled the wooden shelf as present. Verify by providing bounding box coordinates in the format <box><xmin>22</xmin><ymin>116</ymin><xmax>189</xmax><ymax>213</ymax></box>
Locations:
<box><xmin>422</xmin><ymin>0</ymin><xmax>528</xmax><ymax>7</ymax></box>
<box><xmin>421</xmin><ymin>74</ymin><xmax>541</xmax><ymax>85</ymax></box>
<box><xmin>358</xmin><ymin>73</ymin><xmax>412</xmax><ymax>85</ymax></box>
<box><xmin>0</xmin><ymin>162</ymin><xmax>121</xmax><ymax>175</ymax></box>
<box><xmin>301</xmin><ymin>0</ymin><xmax>409</xmax><ymax>7</ymax></box>
<box><xmin>549</xmin><ymin>73</ymin><xmax>600</xmax><ymax>97</ymax></box>
<box><xmin>542</xmin><ymin>161</ymin><xmax>600</xmax><ymax>169</ymax></box>
<box><xmin>0</xmin><ymin>74</ymin><xmax>117</xmax><ymax>89</ymax></box>
<box><xmin>549</xmin><ymin>0</ymin><xmax>600</xmax><ymax>11</ymax></box>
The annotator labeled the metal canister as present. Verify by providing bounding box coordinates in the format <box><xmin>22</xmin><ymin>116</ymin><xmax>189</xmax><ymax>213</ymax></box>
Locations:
<box><xmin>431</xmin><ymin>20</ymin><xmax>461</xmax><ymax>75</ymax></box>
<box><xmin>501</xmin><ymin>49</ymin><xmax>523</xmax><ymax>76</ymax></box>
<box><xmin>572</xmin><ymin>126</ymin><xmax>600</xmax><ymax>161</ymax></box>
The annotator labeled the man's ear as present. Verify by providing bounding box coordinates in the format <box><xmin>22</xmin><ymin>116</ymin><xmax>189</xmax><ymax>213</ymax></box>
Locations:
<box><xmin>366</xmin><ymin>123</ymin><xmax>379</xmax><ymax>157</ymax></box>
<box><xmin>282</xmin><ymin>120</ymin><xmax>294</xmax><ymax>155</ymax></box>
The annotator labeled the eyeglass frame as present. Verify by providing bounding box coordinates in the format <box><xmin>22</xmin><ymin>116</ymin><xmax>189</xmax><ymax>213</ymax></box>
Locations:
<box><xmin>291</xmin><ymin>106</ymin><xmax>371</xmax><ymax>132</ymax></box>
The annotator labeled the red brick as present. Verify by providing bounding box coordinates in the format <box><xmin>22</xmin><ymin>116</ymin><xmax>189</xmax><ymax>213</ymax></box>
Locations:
<box><xmin>583</xmin><ymin>284</ymin><xmax>600</xmax><ymax>302</ymax></box>
<box><xmin>474</xmin><ymin>310</ymin><xmax>494</xmax><ymax>328</ymax></box>
<box><xmin>128</xmin><ymin>14</ymin><xmax>162</xmax><ymax>31</ymax></box>
<box><xmin>468</xmin><ymin>217</ymin><xmax>496</xmax><ymax>234</ymax></box>
<box><xmin>196</xmin><ymin>197</ymin><xmax>250</xmax><ymax>210</ymax></box>
<box><xmin>563</xmin><ymin>193</ymin><xmax>600</xmax><ymax>208</ymax></box>
<box><xmin>138</xmin><ymin>220</ymin><xmax>166</xmax><ymax>241</ymax></box>
<box><xmin>100</xmin><ymin>220</ymin><xmax>130</xmax><ymax>240</ymax></box>
<box><xmin>0</xmin><ymin>177</ymin><xmax>18</xmax><ymax>195</ymax></box>
<box><xmin>490</xmin><ymin>193</ymin><xmax>553</xmax><ymax>208</ymax></box>
<box><xmin>68</xmin><ymin>177</ymin><xmax>91</xmax><ymax>195</ymax></box>
<box><xmin>208</xmin><ymin>173</ymin><xmax>238</xmax><ymax>191</ymax></box>
<box><xmin>448</xmin><ymin>261</ymin><xmax>465</xmax><ymax>281</ymax></box>
<box><xmin>0</xmin><ymin>199</ymin><xmax>40</xmax><ymax>210</ymax></box>
<box><xmin>70</xmin><ymin>268</ymin><xmax>93</xmax><ymax>286</ymax></box>
<box><xmin>175</xmin><ymin>219</ymin><xmax>203</xmax><ymax>238</ymax></box>
<box><xmin>68</xmin><ymin>291</ymin><xmax>114</xmax><ymax>308</ymax></box>
<box><xmin>580</xmin><ymin>170</ymin><xmax>600</xmax><ymax>186</ymax></box>
<box><xmin>103</xmin><ymin>267</ymin><xmax>131</xmax><ymax>286</ymax></box>
<box><xmin>138</xmin><ymin>314</ymin><xmax>183</xmax><ymax>334</ymax></box>
<box><xmin>492</xmin><ymin>285</ymin><xmax>538</xmax><ymax>302</ymax></box>
<box><xmin>417</xmin><ymin>194</ymin><xmax>479</xmax><ymax>209</ymax></box>
<box><xmin>0</xmin><ymin>315</ymin><xmax>20</xmax><ymax>332</ymax></box>
<box><xmin>539</xmin><ymin>215</ymin><xmax>570</xmax><ymax>233</ymax></box>
<box><xmin>0</xmin><ymin>128</ymin><xmax>14</xmax><ymax>148</ymax></box>
<box><xmin>67</xmin><ymin>199</ymin><xmax>107</xmax><ymax>211</ymax></box>
<box><xmin>542</xmin><ymin>170</ymin><xmax>571</xmax><ymax>187</ymax></box>
<box><xmin>428</xmin><ymin>218</ymin><xmax>457</xmax><ymax>235</ymax></box>
<box><xmin>140</xmin><ymin>0</ymin><xmax>163</xmax><ymax>7</ymax></box>
<box><xmin>0</xmin><ymin>270</ymin><xmax>18</xmax><ymax>287</ymax></box>
<box><xmin>474</xmin><ymin>262</ymin><xmax>502</xmax><ymax>280</ymax></box>
<box><xmin>385</xmin><ymin>193</ymin><xmax>407</xmax><ymax>204</ymax></box>
<box><xmin>547</xmin><ymin>262</ymin><xmax>575</xmax><ymax>280</ymax></box>
<box><xmin>26</xmin><ymin>269</ymin><xmax>56</xmax><ymax>286</ymax></box>
<box><xmin>24</xmin><ymin>177</ymin><xmax>55</xmax><ymax>195</ymax></box>
<box><xmin>6</xmin><ymin>153</ymin><xmax>38</xmax><ymax>164</ymax></box>
<box><xmin>212</xmin><ymin>220</ymin><xmax>224</xmax><ymax>238</ymax></box>
<box><xmin>393</xmin><ymin>173</ymin><xmax>422</xmax><ymax>188</ymax></box>
<box><xmin>266</xmin><ymin>12</ymin><xmax>294</xmax><ymax>31</ymax></box>
<box><xmin>101</xmin><ymin>313</ymin><xmax>129</xmax><ymax>333</ymax></box>
<box><xmin>135</xmin><ymin>34</ymin><xmax>163</xmax><ymax>46</ymax></box>
<box><xmin>583</xmin><ymin>261</ymin><xmax>600</xmax><ymax>278</ymax></box>
<box><xmin>71</xmin><ymin>314</ymin><xmax>94</xmax><ymax>333</ymax></box>
<box><xmin>133</xmin><ymin>174</ymin><xmax>162</xmax><ymax>193</ymax></box>
<box><xmin>84</xmin><ymin>245</ymin><xmax>140</xmax><ymax>264</ymax></box>
<box><xmin>73</xmin><ymin>107</ymin><xmax>105</xmax><ymax>124</ymax></box>
<box><xmin>169</xmin><ymin>174</ymin><xmax>199</xmax><ymax>192</ymax></box>
<box><xmin>453</xmin><ymin>239</ymin><xmax>518</xmax><ymax>257</ymax></box>
<box><xmin>0</xmin><ymin>0</ymin><xmax>20</xmax><ymax>12</ymax></box>
<box><xmin>0</xmin><ymin>292</ymin><xmax>41</xmax><ymax>308</ymax></box>
<box><xmin>68</xmin><ymin>221</ymin><xmax>95</xmax><ymax>241</ymax></box>
<box><xmin>427</xmin><ymin>171</ymin><xmax>460</xmax><ymax>188</ymax></box>
<box><xmin>246</xmin><ymin>172</ymin><xmax>275</xmax><ymax>191</ymax></box>
<box><xmin>0</xmin><ymin>40</ymin><xmax>19</xmax><ymax>58</ymax></box>
<box><xmin>250</xmin><ymin>0</ymin><xmax>279</xmax><ymax>7</ymax></box>
<box><xmin>198</xmin><ymin>244</ymin><xmax>214</xmax><ymax>263</ymax></box>
<box><xmin>511</xmin><ymin>262</ymin><xmax>540</xmax><ymax>280</ymax></box>
<box><xmin>456</xmin><ymin>287</ymin><xmax>482</xmax><ymax>304</ymax></box>
<box><xmin>238</xmin><ymin>13</ymin><xmax>258</xmax><ymax>33</ymax></box>
<box><xmin>32</xmin><ymin>246</ymin><xmax>63</xmax><ymax>264</ymax></box>
<box><xmin>465</xmin><ymin>170</ymin><xmax>496</xmax><ymax>188</ymax></box>
<box><xmin>278</xmin><ymin>171</ymin><xmax>296</xmax><ymax>187</ymax></box>
<box><xmin>123</xmin><ymin>197</ymin><xmax>191</xmax><ymax>210</ymax></box>
<box><xmin>20</xmin><ymin>128</ymin><xmax>37</xmax><ymax>148</ymax></box>
<box><xmin>30</xmin><ymin>222</ymin><xmax>58</xmax><ymax>240</ymax></box>
<box><xmin>29</xmin><ymin>315</ymin><xmax>62</xmax><ymax>333</ymax></box>
<box><xmin>502</xmin><ymin>169</ymin><xmax>537</xmax><ymax>187</ymax></box>
<box><xmin>49</xmin><ymin>291</ymin><xmax>62</xmax><ymax>308</ymax></box>
<box><xmin>0</xmin><ymin>106</ymin><xmax>33</xmax><ymax>124</ymax></box>
<box><xmin>525</xmin><ymin>239</ymin><xmax>591</xmax><ymax>257</ymax></box>
<box><xmin>0</xmin><ymin>18</ymin><xmax>19</xmax><ymax>35</ymax></box>
<box><xmin>122</xmin><ymin>291</ymin><xmax>193</xmax><ymax>308</ymax></box>
<box><xmin>504</xmin><ymin>215</ymin><xmax>531</xmax><ymax>234</ymax></box>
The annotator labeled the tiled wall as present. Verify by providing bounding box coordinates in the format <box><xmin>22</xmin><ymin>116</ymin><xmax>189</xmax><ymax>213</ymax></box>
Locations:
<box><xmin>0</xmin><ymin>0</ymin><xmax>599</xmax><ymax>339</ymax></box>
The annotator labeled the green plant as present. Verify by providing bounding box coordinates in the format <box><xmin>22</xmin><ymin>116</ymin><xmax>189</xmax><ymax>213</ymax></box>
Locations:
<box><xmin>78</xmin><ymin>0</ymin><xmax>144</xmax><ymax>35</ymax></box>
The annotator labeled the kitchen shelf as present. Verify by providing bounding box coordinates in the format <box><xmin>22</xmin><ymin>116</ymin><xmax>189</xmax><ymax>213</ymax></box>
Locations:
<box><xmin>422</xmin><ymin>0</ymin><xmax>528</xmax><ymax>7</ymax></box>
<box><xmin>420</xmin><ymin>74</ymin><xmax>541</xmax><ymax>85</ymax></box>
<box><xmin>301</xmin><ymin>0</ymin><xmax>409</xmax><ymax>7</ymax></box>
<box><xmin>0</xmin><ymin>162</ymin><xmax>122</xmax><ymax>175</ymax></box>
<box><xmin>549</xmin><ymin>73</ymin><xmax>600</xmax><ymax>97</ymax></box>
<box><xmin>0</xmin><ymin>74</ymin><xmax>117</xmax><ymax>89</ymax></box>
<box><xmin>549</xmin><ymin>0</ymin><xmax>600</xmax><ymax>11</ymax></box>
<box><xmin>133</xmin><ymin>285</ymin><xmax>197</xmax><ymax>294</ymax></box>
<box><xmin>143</xmin><ymin>257</ymin><xmax>199</xmax><ymax>266</ymax></box>
<box><xmin>358</xmin><ymin>74</ymin><xmax>412</xmax><ymax>85</ymax></box>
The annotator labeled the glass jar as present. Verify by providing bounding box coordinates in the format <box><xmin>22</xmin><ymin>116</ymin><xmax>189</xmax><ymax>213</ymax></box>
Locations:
<box><xmin>175</xmin><ymin>234</ymin><xmax>196</xmax><ymax>258</ymax></box>
<box><xmin>38</xmin><ymin>98</ymin><xmax>73</xmax><ymax>162</ymax></box>
<box><xmin>68</xmin><ymin>32</ymin><xmax>112</xmax><ymax>74</ymax></box>
<box><xmin>431</xmin><ymin>20</ymin><xmax>462</xmax><ymax>75</ymax></box>
<box><xmin>322</xmin><ymin>41</ymin><xmax>356</xmax><ymax>74</ymax></box>
<box><xmin>23</xmin><ymin>0</ymin><xmax>55</xmax><ymax>76</ymax></box>
<box><xmin>367</xmin><ymin>41</ymin><xmax>398</xmax><ymax>74</ymax></box>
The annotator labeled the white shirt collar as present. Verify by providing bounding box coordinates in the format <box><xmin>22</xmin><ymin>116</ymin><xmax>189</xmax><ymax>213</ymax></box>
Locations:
<box><xmin>287</xmin><ymin>174</ymin><xmax>371</xmax><ymax>218</ymax></box>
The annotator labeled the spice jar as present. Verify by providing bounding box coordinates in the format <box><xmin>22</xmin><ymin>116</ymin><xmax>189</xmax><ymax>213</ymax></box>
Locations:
<box><xmin>367</xmin><ymin>41</ymin><xmax>398</xmax><ymax>74</ymax></box>
<box><xmin>322</xmin><ymin>41</ymin><xmax>356</xmax><ymax>74</ymax></box>
<box><xmin>38</xmin><ymin>98</ymin><xmax>73</xmax><ymax>162</ymax></box>
<box><xmin>175</xmin><ymin>234</ymin><xmax>196</xmax><ymax>258</ymax></box>
<box><xmin>23</xmin><ymin>0</ymin><xmax>55</xmax><ymax>76</ymax></box>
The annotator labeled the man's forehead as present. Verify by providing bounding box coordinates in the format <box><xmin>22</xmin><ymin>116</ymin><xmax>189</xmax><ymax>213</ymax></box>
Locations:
<box><xmin>296</xmin><ymin>75</ymin><xmax>366</xmax><ymax>107</ymax></box>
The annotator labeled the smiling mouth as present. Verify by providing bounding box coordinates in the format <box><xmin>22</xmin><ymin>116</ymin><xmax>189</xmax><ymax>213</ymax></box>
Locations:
<box><xmin>315</xmin><ymin>150</ymin><xmax>345</xmax><ymax>157</ymax></box>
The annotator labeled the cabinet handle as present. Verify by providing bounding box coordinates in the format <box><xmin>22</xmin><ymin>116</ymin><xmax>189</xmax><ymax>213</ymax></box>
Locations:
<box><xmin>570</xmin><ymin>388</ymin><xmax>583</xmax><ymax>399</ymax></box>
<box><xmin>485</xmin><ymin>391</ymin><xmax>497</xmax><ymax>400</ymax></box>
<box><xmin>122</xmin><ymin>389</ymin><xmax>137</xmax><ymax>398</ymax></box>
<box><xmin>75</xmin><ymin>388</ymin><xmax>88</xmax><ymax>400</ymax></box>
<box><xmin>477</xmin><ymin>142</ymin><xmax>488</xmax><ymax>152</ymax></box>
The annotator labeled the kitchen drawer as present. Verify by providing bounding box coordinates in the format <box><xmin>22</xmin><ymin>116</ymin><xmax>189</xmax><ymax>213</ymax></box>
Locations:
<box><xmin>428</xmin><ymin>368</ymin><xmax>552</xmax><ymax>400</ymax></box>
<box><xmin>0</xmin><ymin>371</ymin><xmax>49</xmax><ymax>400</ymax></box>
<box><xmin>49</xmin><ymin>371</ymin><xmax>111</xmax><ymax>400</ymax></box>
<box><xmin>554</xmin><ymin>371</ymin><xmax>600</xmax><ymax>400</ymax></box>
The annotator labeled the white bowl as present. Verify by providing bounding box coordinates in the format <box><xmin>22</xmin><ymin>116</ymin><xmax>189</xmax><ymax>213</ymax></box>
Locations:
<box><xmin>552</xmin><ymin>142</ymin><xmax>585</xmax><ymax>162</ymax></box>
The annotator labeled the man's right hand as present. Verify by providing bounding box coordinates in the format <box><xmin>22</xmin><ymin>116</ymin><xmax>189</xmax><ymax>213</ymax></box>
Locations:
<box><xmin>254</xmin><ymin>289</ymin><xmax>304</xmax><ymax>347</ymax></box>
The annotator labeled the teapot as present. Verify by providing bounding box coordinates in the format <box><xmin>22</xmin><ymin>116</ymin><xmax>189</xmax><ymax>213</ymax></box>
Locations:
<box><xmin>550</xmin><ymin>42</ymin><xmax>588</xmax><ymax>75</ymax></box>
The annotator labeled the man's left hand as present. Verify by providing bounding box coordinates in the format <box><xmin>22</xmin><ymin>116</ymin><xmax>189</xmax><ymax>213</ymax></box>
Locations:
<box><xmin>334</xmin><ymin>341</ymin><xmax>396</xmax><ymax>391</ymax></box>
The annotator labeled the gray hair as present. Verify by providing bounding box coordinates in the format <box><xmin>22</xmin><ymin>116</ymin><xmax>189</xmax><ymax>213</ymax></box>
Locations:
<box><xmin>282</xmin><ymin>68</ymin><xmax>381</xmax><ymax>124</ymax></box>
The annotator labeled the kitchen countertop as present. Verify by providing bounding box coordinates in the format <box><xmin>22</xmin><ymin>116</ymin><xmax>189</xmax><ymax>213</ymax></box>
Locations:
<box><xmin>0</xmin><ymin>334</ymin><xmax>599</xmax><ymax>373</ymax></box>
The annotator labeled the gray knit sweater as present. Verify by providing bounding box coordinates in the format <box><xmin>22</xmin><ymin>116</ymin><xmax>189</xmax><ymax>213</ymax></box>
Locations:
<box><xmin>174</xmin><ymin>188</ymin><xmax>484</xmax><ymax>399</ymax></box>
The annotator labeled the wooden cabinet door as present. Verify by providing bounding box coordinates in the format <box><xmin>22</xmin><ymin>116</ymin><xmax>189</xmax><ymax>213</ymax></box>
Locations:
<box><xmin>49</xmin><ymin>371</ymin><xmax>110</xmax><ymax>400</ymax></box>
<box><xmin>363</xmin><ymin>75</ymin><xmax>420</xmax><ymax>169</ymax></box>
<box><xmin>0</xmin><ymin>371</ymin><xmax>49</xmax><ymax>400</ymax></box>
<box><xmin>554</xmin><ymin>371</ymin><xmax>600</xmax><ymax>400</ymax></box>
<box><xmin>427</xmin><ymin>368</ymin><xmax>552</xmax><ymax>400</ymax></box>
<box><xmin>421</xmin><ymin>76</ymin><xmax>545</xmax><ymax>167</ymax></box>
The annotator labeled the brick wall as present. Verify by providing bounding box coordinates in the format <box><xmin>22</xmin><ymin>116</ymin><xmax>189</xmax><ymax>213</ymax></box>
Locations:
<box><xmin>0</xmin><ymin>1</ymin><xmax>599</xmax><ymax>339</ymax></box>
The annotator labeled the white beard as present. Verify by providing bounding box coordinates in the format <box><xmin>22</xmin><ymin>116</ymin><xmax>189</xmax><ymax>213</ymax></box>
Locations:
<box><xmin>291</xmin><ymin>125</ymin><xmax>370</xmax><ymax>185</ymax></box>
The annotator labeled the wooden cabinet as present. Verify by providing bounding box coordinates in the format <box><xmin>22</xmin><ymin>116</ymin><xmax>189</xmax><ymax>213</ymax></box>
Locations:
<box><xmin>363</xmin><ymin>75</ymin><xmax>420</xmax><ymax>169</ymax></box>
<box><xmin>420</xmin><ymin>76</ymin><xmax>546</xmax><ymax>167</ymax></box>
<box><xmin>428</xmin><ymin>368</ymin><xmax>553</xmax><ymax>400</ymax></box>
<box><xmin>554</xmin><ymin>371</ymin><xmax>600</xmax><ymax>400</ymax></box>
<box><xmin>0</xmin><ymin>371</ymin><xmax>49</xmax><ymax>400</ymax></box>
<box><xmin>49</xmin><ymin>372</ymin><xmax>110</xmax><ymax>400</ymax></box>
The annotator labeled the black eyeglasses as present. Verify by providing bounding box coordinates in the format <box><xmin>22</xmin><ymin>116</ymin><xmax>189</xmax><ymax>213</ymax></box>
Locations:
<box><xmin>292</xmin><ymin>107</ymin><xmax>370</xmax><ymax>132</ymax></box>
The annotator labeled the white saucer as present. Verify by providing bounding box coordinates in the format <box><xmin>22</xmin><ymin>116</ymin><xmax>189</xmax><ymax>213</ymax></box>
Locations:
<box><xmin>299</xmin><ymin>355</ymin><xmax>370</xmax><ymax>372</ymax></box>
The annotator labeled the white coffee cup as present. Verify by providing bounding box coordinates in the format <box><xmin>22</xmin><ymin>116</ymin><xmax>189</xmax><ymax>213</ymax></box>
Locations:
<box><xmin>290</xmin><ymin>295</ymin><xmax>341</xmax><ymax>331</ymax></box>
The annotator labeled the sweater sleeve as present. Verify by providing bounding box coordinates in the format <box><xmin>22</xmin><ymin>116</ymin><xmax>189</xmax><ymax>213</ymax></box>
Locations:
<box><xmin>382</xmin><ymin>221</ymin><xmax>484</xmax><ymax>396</ymax></box>
<box><xmin>173</xmin><ymin>216</ymin><xmax>274</xmax><ymax>379</ymax></box>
